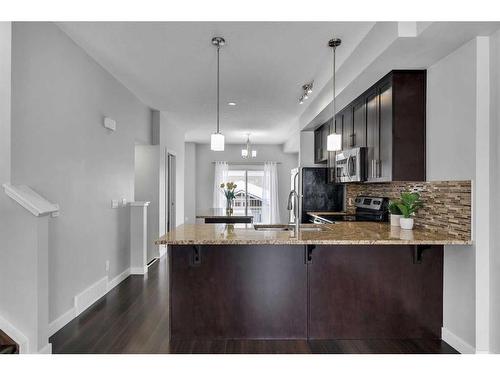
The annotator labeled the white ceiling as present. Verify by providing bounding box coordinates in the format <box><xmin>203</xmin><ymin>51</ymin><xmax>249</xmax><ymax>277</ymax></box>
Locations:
<box><xmin>57</xmin><ymin>22</ymin><xmax>374</xmax><ymax>144</ymax></box>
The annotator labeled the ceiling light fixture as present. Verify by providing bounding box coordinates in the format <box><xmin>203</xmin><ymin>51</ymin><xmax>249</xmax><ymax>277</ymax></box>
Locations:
<box><xmin>241</xmin><ymin>134</ymin><xmax>257</xmax><ymax>159</ymax></box>
<box><xmin>298</xmin><ymin>82</ymin><xmax>313</xmax><ymax>104</ymax></box>
<box><xmin>227</xmin><ymin>102</ymin><xmax>237</xmax><ymax>106</ymax></box>
<box><xmin>326</xmin><ymin>38</ymin><xmax>342</xmax><ymax>153</ymax></box>
<box><xmin>210</xmin><ymin>36</ymin><xmax>226</xmax><ymax>151</ymax></box>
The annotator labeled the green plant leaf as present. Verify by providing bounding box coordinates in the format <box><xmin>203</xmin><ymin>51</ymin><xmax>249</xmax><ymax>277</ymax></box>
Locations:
<box><xmin>396</xmin><ymin>191</ymin><xmax>422</xmax><ymax>218</ymax></box>
<box><xmin>396</xmin><ymin>203</ymin><xmax>410</xmax><ymax>218</ymax></box>
<box><xmin>388</xmin><ymin>200</ymin><xmax>402</xmax><ymax>215</ymax></box>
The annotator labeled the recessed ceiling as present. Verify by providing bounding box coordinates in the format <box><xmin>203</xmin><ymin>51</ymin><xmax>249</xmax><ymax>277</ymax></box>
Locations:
<box><xmin>57</xmin><ymin>22</ymin><xmax>374</xmax><ymax>144</ymax></box>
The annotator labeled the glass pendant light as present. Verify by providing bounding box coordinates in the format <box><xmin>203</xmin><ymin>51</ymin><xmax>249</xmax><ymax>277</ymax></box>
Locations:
<box><xmin>211</xmin><ymin>37</ymin><xmax>225</xmax><ymax>151</ymax></box>
<box><xmin>241</xmin><ymin>134</ymin><xmax>257</xmax><ymax>159</ymax></box>
<box><xmin>327</xmin><ymin>38</ymin><xmax>342</xmax><ymax>152</ymax></box>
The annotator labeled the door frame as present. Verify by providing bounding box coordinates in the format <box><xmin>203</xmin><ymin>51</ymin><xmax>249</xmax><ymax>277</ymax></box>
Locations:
<box><xmin>165</xmin><ymin>149</ymin><xmax>176</xmax><ymax>234</ymax></box>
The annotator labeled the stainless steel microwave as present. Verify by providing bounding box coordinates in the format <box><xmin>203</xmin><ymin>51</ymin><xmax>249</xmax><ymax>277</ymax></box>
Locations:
<box><xmin>335</xmin><ymin>147</ymin><xmax>367</xmax><ymax>183</ymax></box>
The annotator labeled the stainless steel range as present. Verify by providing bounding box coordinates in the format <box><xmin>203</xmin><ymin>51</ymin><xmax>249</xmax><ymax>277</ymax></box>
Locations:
<box><xmin>309</xmin><ymin>196</ymin><xmax>389</xmax><ymax>224</ymax></box>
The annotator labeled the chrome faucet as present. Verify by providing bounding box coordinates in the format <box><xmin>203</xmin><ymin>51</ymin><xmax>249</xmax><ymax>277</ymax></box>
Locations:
<box><xmin>287</xmin><ymin>172</ymin><xmax>300</xmax><ymax>233</ymax></box>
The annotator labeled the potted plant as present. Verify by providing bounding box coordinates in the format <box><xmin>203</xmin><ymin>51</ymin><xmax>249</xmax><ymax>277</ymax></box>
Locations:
<box><xmin>220</xmin><ymin>182</ymin><xmax>237</xmax><ymax>215</ymax></box>
<box><xmin>396</xmin><ymin>191</ymin><xmax>423</xmax><ymax>230</ymax></box>
<box><xmin>388</xmin><ymin>200</ymin><xmax>403</xmax><ymax>227</ymax></box>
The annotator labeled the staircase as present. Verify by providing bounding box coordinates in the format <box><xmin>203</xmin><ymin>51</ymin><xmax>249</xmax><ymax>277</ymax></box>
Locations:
<box><xmin>0</xmin><ymin>329</ymin><xmax>19</xmax><ymax>354</ymax></box>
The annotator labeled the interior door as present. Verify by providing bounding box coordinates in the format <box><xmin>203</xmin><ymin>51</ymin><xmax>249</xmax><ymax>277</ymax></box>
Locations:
<box><xmin>167</xmin><ymin>152</ymin><xmax>176</xmax><ymax>232</ymax></box>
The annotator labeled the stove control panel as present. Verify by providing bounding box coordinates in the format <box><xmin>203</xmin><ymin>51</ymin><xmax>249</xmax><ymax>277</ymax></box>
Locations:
<box><xmin>354</xmin><ymin>196</ymin><xmax>387</xmax><ymax>211</ymax></box>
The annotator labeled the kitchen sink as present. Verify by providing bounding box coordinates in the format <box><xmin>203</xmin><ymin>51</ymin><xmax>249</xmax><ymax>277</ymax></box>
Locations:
<box><xmin>254</xmin><ymin>224</ymin><xmax>290</xmax><ymax>231</ymax></box>
<box><xmin>254</xmin><ymin>224</ymin><xmax>328</xmax><ymax>232</ymax></box>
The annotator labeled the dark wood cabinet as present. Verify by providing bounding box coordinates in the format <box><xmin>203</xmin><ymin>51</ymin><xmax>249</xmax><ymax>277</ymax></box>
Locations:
<box><xmin>366</xmin><ymin>89</ymin><xmax>379</xmax><ymax>181</ymax></box>
<box><xmin>314</xmin><ymin>121</ymin><xmax>330</xmax><ymax>164</ymax></box>
<box><xmin>378</xmin><ymin>82</ymin><xmax>393</xmax><ymax>180</ymax></box>
<box><xmin>170</xmin><ymin>244</ymin><xmax>444</xmax><ymax>340</ymax></box>
<box><xmin>352</xmin><ymin>100</ymin><xmax>367</xmax><ymax>148</ymax></box>
<box><xmin>341</xmin><ymin>107</ymin><xmax>352</xmax><ymax>151</ymax></box>
<box><xmin>326</xmin><ymin>70</ymin><xmax>426</xmax><ymax>183</ymax></box>
<box><xmin>170</xmin><ymin>245</ymin><xmax>308</xmax><ymax>339</ymax></box>
<box><xmin>308</xmin><ymin>245</ymin><xmax>443</xmax><ymax>339</ymax></box>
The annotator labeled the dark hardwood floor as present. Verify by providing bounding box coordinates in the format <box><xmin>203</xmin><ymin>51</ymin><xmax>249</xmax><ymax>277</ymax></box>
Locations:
<box><xmin>50</xmin><ymin>256</ymin><xmax>458</xmax><ymax>354</ymax></box>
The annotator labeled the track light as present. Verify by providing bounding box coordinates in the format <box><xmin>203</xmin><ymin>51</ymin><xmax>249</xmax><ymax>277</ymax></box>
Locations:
<box><xmin>298</xmin><ymin>81</ymin><xmax>314</xmax><ymax>104</ymax></box>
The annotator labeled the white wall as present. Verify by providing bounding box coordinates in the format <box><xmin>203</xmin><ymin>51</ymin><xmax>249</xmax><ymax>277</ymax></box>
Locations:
<box><xmin>184</xmin><ymin>142</ymin><xmax>197</xmax><ymax>224</ymax></box>
<box><xmin>195</xmin><ymin>144</ymin><xmax>298</xmax><ymax>222</ymax></box>
<box><xmin>10</xmin><ymin>22</ymin><xmax>152</xmax><ymax>323</ymax></box>
<box><xmin>0</xmin><ymin>22</ymin><xmax>10</xmax><ymax>185</ymax></box>
<box><xmin>299</xmin><ymin>131</ymin><xmax>316</xmax><ymax>167</ymax></box>
<box><xmin>427</xmin><ymin>36</ymin><xmax>496</xmax><ymax>353</ymax></box>
<box><xmin>427</xmin><ymin>37</ymin><xmax>476</xmax><ymax>352</ymax></box>
<box><xmin>0</xmin><ymin>22</ymin><xmax>48</xmax><ymax>353</ymax></box>
<box><xmin>134</xmin><ymin>145</ymin><xmax>160</xmax><ymax>261</ymax></box>
<box><xmin>490</xmin><ymin>29</ymin><xmax>500</xmax><ymax>354</ymax></box>
<box><xmin>153</xmin><ymin>110</ymin><xmax>185</xmax><ymax>236</ymax></box>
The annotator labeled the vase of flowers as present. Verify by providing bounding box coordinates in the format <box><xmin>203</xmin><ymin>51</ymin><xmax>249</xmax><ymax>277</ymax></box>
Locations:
<box><xmin>395</xmin><ymin>191</ymin><xmax>423</xmax><ymax>230</ymax></box>
<box><xmin>220</xmin><ymin>182</ymin><xmax>237</xmax><ymax>215</ymax></box>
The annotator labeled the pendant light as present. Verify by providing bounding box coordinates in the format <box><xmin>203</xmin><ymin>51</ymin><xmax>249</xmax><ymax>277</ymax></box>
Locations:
<box><xmin>241</xmin><ymin>134</ymin><xmax>257</xmax><ymax>159</ymax></box>
<box><xmin>211</xmin><ymin>36</ymin><xmax>225</xmax><ymax>151</ymax></box>
<box><xmin>326</xmin><ymin>38</ymin><xmax>342</xmax><ymax>152</ymax></box>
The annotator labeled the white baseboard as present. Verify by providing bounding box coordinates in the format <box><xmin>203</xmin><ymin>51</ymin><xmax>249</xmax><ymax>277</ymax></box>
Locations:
<box><xmin>107</xmin><ymin>268</ymin><xmax>131</xmax><ymax>292</ymax></box>
<box><xmin>38</xmin><ymin>343</ymin><xmax>52</xmax><ymax>354</ymax></box>
<box><xmin>0</xmin><ymin>314</ymin><xmax>29</xmax><ymax>353</ymax></box>
<box><xmin>49</xmin><ymin>268</ymin><xmax>132</xmax><ymax>337</ymax></box>
<box><xmin>48</xmin><ymin>306</ymin><xmax>76</xmax><ymax>337</ymax></box>
<box><xmin>74</xmin><ymin>276</ymin><xmax>108</xmax><ymax>316</ymax></box>
<box><xmin>442</xmin><ymin>327</ymin><xmax>476</xmax><ymax>354</ymax></box>
<box><xmin>130</xmin><ymin>266</ymin><xmax>148</xmax><ymax>275</ymax></box>
<box><xmin>475</xmin><ymin>350</ymin><xmax>490</xmax><ymax>354</ymax></box>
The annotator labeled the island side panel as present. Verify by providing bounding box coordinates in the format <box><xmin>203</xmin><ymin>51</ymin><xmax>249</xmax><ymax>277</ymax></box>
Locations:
<box><xmin>170</xmin><ymin>244</ymin><xmax>308</xmax><ymax>339</ymax></box>
<box><xmin>308</xmin><ymin>245</ymin><xmax>444</xmax><ymax>339</ymax></box>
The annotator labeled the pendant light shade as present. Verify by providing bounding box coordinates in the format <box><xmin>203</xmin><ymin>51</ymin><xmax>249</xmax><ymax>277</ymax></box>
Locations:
<box><xmin>327</xmin><ymin>38</ymin><xmax>342</xmax><ymax>152</ymax></box>
<box><xmin>211</xmin><ymin>133</ymin><xmax>225</xmax><ymax>151</ymax></box>
<box><xmin>211</xmin><ymin>36</ymin><xmax>226</xmax><ymax>151</ymax></box>
<box><xmin>327</xmin><ymin>133</ymin><xmax>342</xmax><ymax>152</ymax></box>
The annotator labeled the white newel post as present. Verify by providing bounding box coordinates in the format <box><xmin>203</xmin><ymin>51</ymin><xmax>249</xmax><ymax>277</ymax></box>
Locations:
<box><xmin>2</xmin><ymin>184</ymin><xmax>59</xmax><ymax>354</ymax></box>
<box><xmin>129</xmin><ymin>201</ymin><xmax>150</xmax><ymax>275</ymax></box>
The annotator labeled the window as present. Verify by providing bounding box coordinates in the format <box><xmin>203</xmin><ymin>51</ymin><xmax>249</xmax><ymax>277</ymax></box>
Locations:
<box><xmin>227</xmin><ymin>167</ymin><xmax>264</xmax><ymax>224</ymax></box>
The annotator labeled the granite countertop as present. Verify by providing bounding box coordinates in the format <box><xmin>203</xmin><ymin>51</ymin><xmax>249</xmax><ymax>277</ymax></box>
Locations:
<box><xmin>155</xmin><ymin>222</ymin><xmax>472</xmax><ymax>246</ymax></box>
<box><xmin>196</xmin><ymin>209</ymin><xmax>253</xmax><ymax>219</ymax></box>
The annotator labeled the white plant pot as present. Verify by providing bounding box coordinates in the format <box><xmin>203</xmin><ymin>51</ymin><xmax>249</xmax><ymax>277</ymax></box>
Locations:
<box><xmin>390</xmin><ymin>214</ymin><xmax>402</xmax><ymax>227</ymax></box>
<box><xmin>400</xmin><ymin>217</ymin><xmax>414</xmax><ymax>230</ymax></box>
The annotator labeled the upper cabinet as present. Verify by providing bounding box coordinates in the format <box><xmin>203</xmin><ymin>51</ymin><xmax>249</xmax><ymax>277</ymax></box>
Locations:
<box><xmin>326</xmin><ymin>70</ymin><xmax>426</xmax><ymax>183</ymax></box>
<box><xmin>313</xmin><ymin>121</ymin><xmax>330</xmax><ymax>164</ymax></box>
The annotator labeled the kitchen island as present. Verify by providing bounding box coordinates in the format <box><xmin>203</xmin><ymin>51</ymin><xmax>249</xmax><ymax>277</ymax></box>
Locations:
<box><xmin>156</xmin><ymin>223</ymin><xmax>470</xmax><ymax>340</ymax></box>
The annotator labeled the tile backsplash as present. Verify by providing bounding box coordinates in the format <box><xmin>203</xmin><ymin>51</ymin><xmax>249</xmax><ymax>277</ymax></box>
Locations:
<box><xmin>346</xmin><ymin>180</ymin><xmax>472</xmax><ymax>240</ymax></box>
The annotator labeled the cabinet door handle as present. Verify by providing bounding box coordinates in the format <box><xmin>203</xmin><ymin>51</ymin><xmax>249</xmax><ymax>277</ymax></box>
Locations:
<box><xmin>305</xmin><ymin>245</ymin><xmax>315</xmax><ymax>264</ymax></box>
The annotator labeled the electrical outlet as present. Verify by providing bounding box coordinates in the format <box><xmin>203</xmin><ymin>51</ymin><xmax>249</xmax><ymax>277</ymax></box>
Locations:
<box><xmin>105</xmin><ymin>261</ymin><xmax>110</xmax><ymax>273</ymax></box>
<box><xmin>111</xmin><ymin>200</ymin><xmax>118</xmax><ymax>209</ymax></box>
<box><xmin>121</xmin><ymin>198</ymin><xmax>127</xmax><ymax>207</ymax></box>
